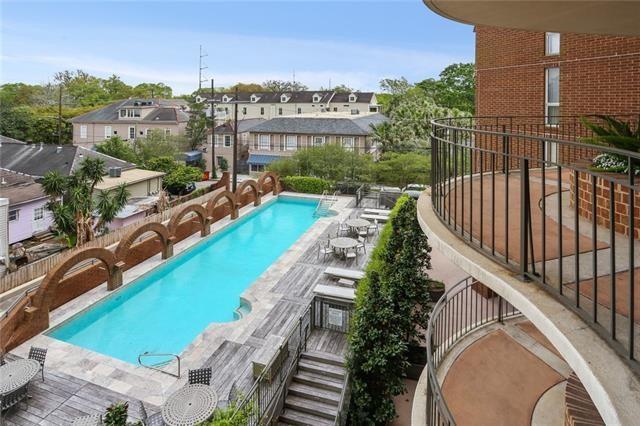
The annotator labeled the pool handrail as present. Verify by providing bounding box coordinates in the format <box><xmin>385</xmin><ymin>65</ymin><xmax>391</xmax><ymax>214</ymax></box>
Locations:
<box><xmin>137</xmin><ymin>352</ymin><xmax>181</xmax><ymax>378</ymax></box>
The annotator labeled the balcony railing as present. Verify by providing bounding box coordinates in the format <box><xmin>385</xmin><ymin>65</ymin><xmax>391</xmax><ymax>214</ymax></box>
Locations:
<box><xmin>430</xmin><ymin>115</ymin><xmax>640</xmax><ymax>370</ymax></box>
<box><xmin>426</xmin><ymin>277</ymin><xmax>520</xmax><ymax>425</ymax></box>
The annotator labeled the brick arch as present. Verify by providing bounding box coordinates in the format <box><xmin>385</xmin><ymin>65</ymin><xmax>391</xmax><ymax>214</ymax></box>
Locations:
<box><xmin>235</xmin><ymin>180</ymin><xmax>261</xmax><ymax>207</ymax></box>
<box><xmin>31</xmin><ymin>248</ymin><xmax>121</xmax><ymax>316</ymax></box>
<box><xmin>167</xmin><ymin>203</ymin><xmax>211</xmax><ymax>237</ymax></box>
<box><xmin>115</xmin><ymin>222</ymin><xmax>173</xmax><ymax>262</ymax></box>
<box><xmin>206</xmin><ymin>190</ymin><xmax>238</xmax><ymax>220</ymax></box>
<box><xmin>258</xmin><ymin>172</ymin><xmax>280</xmax><ymax>195</ymax></box>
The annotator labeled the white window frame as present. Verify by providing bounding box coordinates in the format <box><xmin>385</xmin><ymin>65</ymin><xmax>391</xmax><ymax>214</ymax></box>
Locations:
<box><xmin>259</xmin><ymin>134</ymin><xmax>271</xmax><ymax>150</ymax></box>
<box><xmin>545</xmin><ymin>67</ymin><xmax>560</xmax><ymax>126</ymax></box>
<box><xmin>250</xmin><ymin>95</ymin><xmax>258</xmax><ymax>103</ymax></box>
<box><xmin>128</xmin><ymin>126</ymin><xmax>136</xmax><ymax>140</ymax></box>
<box><xmin>312</xmin><ymin>94</ymin><xmax>321</xmax><ymax>103</ymax></box>
<box><xmin>343</xmin><ymin>136</ymin><xmax>355</xmax><ymax>151</ymax></box>
<box><xmin>33</xmin><ymin>207</ymin><xmax>44</xmax><ymax>221</ymax></box>
<box><xmin>8</xmin><ymin>209</ymin><xmax>19</xmax><ymax>222</ymax></box>
<box><xmin>222</xmin><ymin>95</ymin><xmax>230</xmax><ymax>103</ymax></box>
<box><xmin>285</xmin><ymin>135</ymin><xmax>298</xmax><ymax>151</ymax></box>
<box><xmin>214</xmin><ymin>134</ymin><xmax>222</xmax><ymax>147</ymax></box>
<box><xmin>80</xmin><ymin>125</ymin><xmax>87</xmax><ymax>139</ymax></box>
<box><xmin>165</xmin><ymin>128</ymin><xmax>171</xmax><ymax>136</ymax></box>
<box><xmin>313</xmin><ymin>136</ymin><xmax>325</xmax><ymax>147</ymax></box>
<box><xmin>120</xmin><ymin>109</ymin><xmax>126</xmax><ymax>118</ymax></box>
<box><xmin>545</xmin><ymin>32</ymin><xmax>560</xmax><ymax>56</ymax></box>
<box><xmin>280</xmin><ymin>95</ymin><xmax>289</xmax><ymax>103</ymax></box>
<box><xmin>104</xmin><ymin>126</ymin><xmax>112</xmax><ymax>139</ymax></box>
<box><xmin>224</xmin><ymin>134</ymin><xmax>232</xmax><ymax>147</ymax></box>
<box><xmin>133</xmin><ymin>109</ymin><xmax>141</xmax><ymax>118</ymax></box>
<box><xmin>348</xmin><ymin>94</ymin><xmax>357</xmax><ymax>103</ymax></box>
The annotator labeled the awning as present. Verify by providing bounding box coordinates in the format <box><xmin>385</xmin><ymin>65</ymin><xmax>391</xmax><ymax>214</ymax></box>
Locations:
<box><xmin>183</xmin><ymin>151</ymin><xmax>202</xmax><ymax>162</ymax></box>
<box><xmin>248</xmin><ymin>154</ymin><xmax>283</xmax><ymax>166</ymax></box>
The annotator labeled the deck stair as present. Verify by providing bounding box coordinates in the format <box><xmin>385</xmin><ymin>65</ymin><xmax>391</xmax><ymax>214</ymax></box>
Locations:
<box><xmin>314</xmin><ymin>191</ymin><xmax>337</xmax><ymax>217</ymax></box>
<box><xmin>278</xmin><ymin>350</ymin><xmax>347</xmax><ymax>426</ymax></box>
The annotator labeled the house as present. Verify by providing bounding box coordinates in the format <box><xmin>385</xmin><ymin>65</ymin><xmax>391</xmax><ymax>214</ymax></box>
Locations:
<box><xmin>69</xmin><ymin>99</ymin><xmax>189</xmax><ymax>148</ymax></box>
<box><xmin>205</xmin><ymin>118</ymin><xmax>265</xmax><ymax>174</ymax></box>
<box><xmin>244</xmin><ymin>112</ymin><xmax>387</xmax><ymax>173</ymax></box>
<box><xmin>413</xmin><ymin>3</ymin><xmax>640</xmax><ymax>426</ymax></box>
<box><xmin>0</xmin><ymin>169</ymin><xmax>53</xmax><ymax>245</ymax></box>
<box><xmin>196</xmin><ymin>90</ymin><xmax>380</xmax><ymax>122</ymax></box>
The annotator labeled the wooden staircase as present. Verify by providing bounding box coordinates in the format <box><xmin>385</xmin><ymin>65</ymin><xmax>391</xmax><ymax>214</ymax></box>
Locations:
<box><xmin>278</xmin><ymin>350</ymin><xmax>347</xmax><ymax>426</ymax></box>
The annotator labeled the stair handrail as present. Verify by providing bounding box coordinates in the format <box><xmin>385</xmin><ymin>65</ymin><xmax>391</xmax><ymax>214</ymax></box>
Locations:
<box><xmin>137</xmin><ymin>352</ymin><xmax>181</xmax><ymax>378</ymax></box>
<box><xmin>335</xmin><ymin>370</ymin><xmax>352</xmax><ymax>426</ymax></box>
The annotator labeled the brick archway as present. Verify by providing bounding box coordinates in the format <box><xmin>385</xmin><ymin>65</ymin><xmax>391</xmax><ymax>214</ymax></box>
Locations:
<box><xmin>32</xmin><ymin>247</ymin><xmax>122</xmax><ymax>317</ymax></box>
<box><xmin>206</xmin><ymin>190</ymin><xmax>238</xmax><ymax>220</ymax></box>
<box><xmin>258</xmin><ymin>172</ymin><xmax>280</xmax><ymax>195</ymax></box>
<box><xmin>115</xmin><ymin>222</ymin><xmax>174</xmax><ymax>262</ymax></box>
<box><xmin>167</xmin><ymin>203</ymin><xmax>211</xmax><ymax>237</ymax></box>
<box><xmin>235</xmin><ymin>180</ymin><xmax>261</xmax><ymax>207</ymax></box>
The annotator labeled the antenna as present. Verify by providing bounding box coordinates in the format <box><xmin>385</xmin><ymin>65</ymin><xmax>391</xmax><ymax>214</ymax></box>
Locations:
<box><xmin>198</xmin><ymin>45</ymin><xmax>209</xmax><ymax>91</ymax></box>
<box><xmin>292</xmin><ymin>69</ymin><xmax>296</xmax><ymax>84</ymax></box>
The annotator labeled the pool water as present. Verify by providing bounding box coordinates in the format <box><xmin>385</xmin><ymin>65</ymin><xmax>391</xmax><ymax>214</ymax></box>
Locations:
<box><xmin>48</xmin><ymin>197</ymin><xmax>319</xmax><ymax>364</ymax></box>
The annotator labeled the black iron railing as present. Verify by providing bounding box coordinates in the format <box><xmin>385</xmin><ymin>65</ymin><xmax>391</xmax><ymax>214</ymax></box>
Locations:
<box><xmin>426</xmin><ymin>277</ymin><xmax>520</xmax><ymax>425</ymax></box>
<box><xmin>430</xmin><ymin>115</ymin><xmax>640</xmax><ymax>370</ymax></box>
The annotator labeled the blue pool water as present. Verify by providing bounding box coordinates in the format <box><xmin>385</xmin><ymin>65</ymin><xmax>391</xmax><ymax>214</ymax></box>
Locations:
<box><xmin>48</xmin><ymin>197</ymin><xmax>319</xmax><ymax>364</ymax></box>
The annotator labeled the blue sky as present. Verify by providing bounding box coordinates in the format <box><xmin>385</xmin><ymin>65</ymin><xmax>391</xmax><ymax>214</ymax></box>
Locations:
<box><xmin>1</xmin><ymin>1</ymin><xmax>474</xmax><ymax>95</ymax></box>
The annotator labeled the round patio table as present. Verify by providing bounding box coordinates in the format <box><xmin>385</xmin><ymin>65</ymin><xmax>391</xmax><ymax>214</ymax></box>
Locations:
<box><xmin>162</xmin><ymin>384</ymin><xmax>218</xmax><ymax>426</ymax></box>
<box><xmin>71</xmin><ymin>414</ymin><xmax>102</xmax><ymax>426</ymax></box>
<box><xmin>330</xmin><ymin>237</ymin><xmax>358</xmax><ymax>251</ymax></box>
<box><xmin>346</xmin><ymin>218</ymin><xmax>370</xmax><ymax>231</ymax></box>
<box><xmin>0</xmin><ymin>359</ymin><xmax>39</xmax><ymax>395</ymax></box>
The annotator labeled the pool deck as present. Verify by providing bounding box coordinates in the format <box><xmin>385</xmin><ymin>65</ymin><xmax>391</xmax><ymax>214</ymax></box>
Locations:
<box><xmin>7</xmin><ymin>192</ymin><xmax>371</xmax><ymax>414</ymax></box>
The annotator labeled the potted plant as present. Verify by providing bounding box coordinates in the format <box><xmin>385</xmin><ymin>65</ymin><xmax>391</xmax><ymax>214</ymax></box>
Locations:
<box><xmin>581</xmin><ymin>115</ymin><xmax>640</xmax><ymax>176</ymax></box>
<box><xmin>428</xmin><ymin>279</ymin><xmax>446</xmax><ymax>302</ymax></box>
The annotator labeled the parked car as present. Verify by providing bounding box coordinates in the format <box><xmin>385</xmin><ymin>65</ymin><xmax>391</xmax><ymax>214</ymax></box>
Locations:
<box><xmin>402</xmin><ymin>184</ymin><xmax>427</xmax><ymax>199</ymax></box>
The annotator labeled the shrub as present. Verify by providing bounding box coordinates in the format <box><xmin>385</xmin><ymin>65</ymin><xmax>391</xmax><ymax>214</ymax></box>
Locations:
<box><xmin>335</xmin><ymin>181</ymin><xmax>367</xmax><ymax>195</ymax></box>
<box><xmin>144</xmin><ymin>156</ymin><xmax>178</xmax><ymax>174</ymax></box>
<box><xmin>104</xmin><ymin>402</ymin><xmax>129</xmax><ymax>426</ymax></box>
<box><xmin>282</xmin><ymin>176</ymin><xmax>332</xmax><ymax>194</ymax></box>
<box><xmin>163</xmin><ymin>165</ymin><xmax>203</xmax><ymax>195</ymax></box>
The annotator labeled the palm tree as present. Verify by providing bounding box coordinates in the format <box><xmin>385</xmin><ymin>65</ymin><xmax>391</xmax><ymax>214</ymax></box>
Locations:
<box><xmin>41</xmin><ymin>158</ymin><xmax>130</xmax><ymax>247</ymax></box>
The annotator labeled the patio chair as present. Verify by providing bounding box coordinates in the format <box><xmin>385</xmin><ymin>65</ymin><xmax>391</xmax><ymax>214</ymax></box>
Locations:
<box><xmin>138</xmin><ymin>401</ymin><xmax>165</xmax><ymax>426</ymax></box>
<box><xmin>338</xmin><ymin>221</ymin><xmax>349</xmax><ymax>236</ymax></box>
<box><xmin>0</xmin><ymin>350</ymin><xmax>5</xmax><ymax>366</ymax></box>
<box><xmin>367</xmin><ymin>220</ymin><xmax>379</xmax><ymax>236</ymax></box>
<box><xmin>345</xmin><ymin>248</ymin><xmax>357</xmax><ymax>261</ymax></box>
<box><xmin>28</xmin><ymin>346</ymin><xmax>47</xmax><ymax>382</ymax></box>
<box><xmin>1</xmin><ymin>385</ymin><xmax>28</xmax><ymax>425</ymax></box>
<box><xmin>188</xmin><ymin>367</ymin><xmax>212</xmax><ymax>386</ymax></box>
<box><xmin>355</xmin><ymin>239</ymin><xmax>366</xmax><ymax>254</ymax></box>
<box><xmin>318</xmin><ymin>242</ymin><xmax>334</xmax><ymax>261</ymax></box>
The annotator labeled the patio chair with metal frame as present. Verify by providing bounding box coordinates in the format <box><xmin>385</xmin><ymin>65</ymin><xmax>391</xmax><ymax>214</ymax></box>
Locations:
<box><xmin>138</xmin><ymin>400</ymin><xmax>165</xmax><ymax>426</ymax></box>
<box><xmin>1</xmin><ymin>385</ymin><xmax>28</xmax><ymax>426</ymax></box>
<box><xmin>188</xmin><ymin>367</ymin><xmax>212</xmax><ymax>386</ymax></box>
<box><xmin>28</xmin><ymin>347</ymin><xmax>47</xmax><ymax>382</ymax></box>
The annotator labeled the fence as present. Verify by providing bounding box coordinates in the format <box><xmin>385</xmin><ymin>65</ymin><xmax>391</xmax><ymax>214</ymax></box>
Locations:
<box><xmin>425</xmin><ymin>277</ymin><xmax>520</xmax><ymax>425</ymax></box>
<box><xmin>430</xmin><ymin>115</ymin><xmax>640</xmax><ymax>368</ymax></box>
<box><xmin>0</xmin><ymin>178</ymin><xmax>228</xmax><ymax>294</ymax></box>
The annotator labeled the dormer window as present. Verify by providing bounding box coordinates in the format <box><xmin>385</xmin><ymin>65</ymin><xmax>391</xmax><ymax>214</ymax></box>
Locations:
<box><xmin>280</xmin><ymin>94</ymin><xmax>290</xmax><ymax>103</ymax></box>
<box><xmin>222</xmin><ymin>95</ymin><xmax>230</xmax><ymax>103</ymax></box>
<box><xmin>250</xmin><ymin>94</ymin><xmax>258</xmax><ymax>103</ymax></box>
<box><xmin>348</xmin><ymin>93</ymin><xmax>357</xmax><ymax>103</ymax></box>
<box><xmin>312</xmin><ymin>93</ymin><xmax>321</xmax><ymax>103</ymax></box>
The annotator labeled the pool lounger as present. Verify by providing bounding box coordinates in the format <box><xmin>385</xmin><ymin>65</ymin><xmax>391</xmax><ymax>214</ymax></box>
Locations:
<box><xmin>363</xmin><ymin>208</ymin><xmax>391</xmax><ymax>216</ymax></box>
<box><xmin>324</xmin><ymin>267</ymin><xmax>366</xmax><ymax>281</ymax></box>
<box><xmin>361</xmin><ymin>214</ymin><xmax>389</xmax><ymax>222</ymax></box>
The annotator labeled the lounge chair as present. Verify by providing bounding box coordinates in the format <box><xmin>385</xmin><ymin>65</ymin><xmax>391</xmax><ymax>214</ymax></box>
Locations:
<box><xmin>324</xmin><ymin>267</ymin><xmax>365</xmax><ymax>281</ymax></box>
<box><xmin>361</xmin><ymin>214</ymin><xmax>389</xmax><ymax>222</ymax></box>
<box><xmin>363</xmin><ymin>208</ymin><xmax>391</xmax><ymax>216</ymax></box>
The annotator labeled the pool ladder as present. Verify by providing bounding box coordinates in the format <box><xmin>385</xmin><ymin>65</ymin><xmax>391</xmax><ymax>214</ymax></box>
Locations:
<box><xmin>137</xmin><ymin>352</ymin><xmax>181</xmax><ymax>378</ymax></box>
<box><xmin>314</xmin><ymin>191</ymin><xmax>337</xmax><ymax>217</ymax></box>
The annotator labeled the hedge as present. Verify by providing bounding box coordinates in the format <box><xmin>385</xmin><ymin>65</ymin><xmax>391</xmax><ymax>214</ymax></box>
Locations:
<box><xmin>281</xmin><ymin>176</ymin><xmax>332</xmax><ymax>194</ymax></box>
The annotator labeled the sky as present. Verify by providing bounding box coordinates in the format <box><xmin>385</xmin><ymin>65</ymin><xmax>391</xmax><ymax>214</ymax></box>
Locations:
<box><xmin>0</xmin><ymin>0</ymin><xmax>475</xmax><ymax>95</ymax></box>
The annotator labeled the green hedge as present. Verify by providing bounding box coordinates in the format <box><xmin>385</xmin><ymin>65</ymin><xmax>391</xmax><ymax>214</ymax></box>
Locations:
<box><xmin>281</xmin><ymin>176</ymin><xmax>332</xmax><ymax>194</ymax></box>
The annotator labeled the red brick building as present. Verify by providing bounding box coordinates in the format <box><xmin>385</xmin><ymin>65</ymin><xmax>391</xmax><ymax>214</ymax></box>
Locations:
<box><xmin>475</xmin><ymin>26</ymin><xmax>640</xmax><ymax>121</ymax></box>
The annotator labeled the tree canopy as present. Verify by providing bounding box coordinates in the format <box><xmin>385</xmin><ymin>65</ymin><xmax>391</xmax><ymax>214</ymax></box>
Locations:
<box><xmin>261</xmin><ymin>79</ymin><xmax>308</xmax><ymax>92</ymax></box>
<box><xmin>417</xmin><ymin>63</ymin><xmax>475</xmax><ymax>113</ymax></box>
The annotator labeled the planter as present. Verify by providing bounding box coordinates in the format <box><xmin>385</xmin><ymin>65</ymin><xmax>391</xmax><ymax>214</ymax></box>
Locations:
<box><xmin>428</xmin><ymin>281</ymin><xmax>446</xmax><ymax>302</ymax></box>
<box><xmin>406</xmin><ymin>344</ymin><xmax>427</xmax><ymax>380</ymax></box>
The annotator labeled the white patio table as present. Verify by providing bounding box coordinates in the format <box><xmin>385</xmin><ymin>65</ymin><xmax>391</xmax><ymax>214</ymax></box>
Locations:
<box><xmin>162</xmin><ymin>384</ymin><xmax>218</xmax><ymax>426</ymax></box>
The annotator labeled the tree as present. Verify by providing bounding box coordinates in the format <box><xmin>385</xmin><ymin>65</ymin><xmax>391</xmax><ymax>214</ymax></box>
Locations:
<box><xmin>103</xmin><ymin>75</ymin><xmax>132</xmax><ymax>99</ymax></box>
<box><xmin>417</xmin><ymin>63</ymin><xmax>475</xmax><ymax>113</ymax></box>
<box><xmin>227</xmin><ymin>82</ymin><xmax>264</xmax><ymax>92</ymax></box>
<box><xmin>379</xmin><ymin>77</ymin><xmax>411</xmax><ymax>95</ymax></box>
<box><xmin>262</xmin><ymin>80</ymin><xmax>308</xmax><ymax>92</ymax></box>
<box><xmin>144</xmin><ymin>156</ymin><xmax>179</xmax><ymax>174</ymax></box>
<box><xmin>133</xmin><ymin>130</ymin><xmax>181</xmax><ymax>163</ymax></box>
<box><xmin>95</xmin><ymin>136</ymin><xmax>139</xmax><ymax>163</ymax></box>
<box><xmin>41</xmin><ymin>158</ymin><xmax>129</xmax><ymax>246</ymax></box>
<box><xmin>131</xmin><ymin>82</ymin><xmax>172</xmax><ymax>98</ymax></box>
<box><xmin>185</xmin><ymin>99</ymin><xmax>208</xmax><ymax>150</ymax></box>
<box><xmin>162</xmin><ymin>165</ymin><xmax>202</xmax><ymax>195</ymax></box>
<box><xmin>374</xmin><ymin>152</ymin><xmax>431</xmax><ymax>188</ymax></box>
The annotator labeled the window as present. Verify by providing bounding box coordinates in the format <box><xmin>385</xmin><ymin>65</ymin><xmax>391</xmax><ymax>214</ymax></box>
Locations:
<box><xmin>120</xmin><ymin>109</ymin><xmax>126</xmax><ymax>117</ymax></box>
<box><xmin>343</xmin><ymin>137</ymin><xmax>355</xmax><ymax>151</ymax></box>
<box><xmin>333</xmin><ymin>107</ymin><xmax>338</xmax><ymax>112</ymax></box>
<box><xmin>34</xmin><ymin>207</ymin><xmax>44</xmax><ymax>221</ymax></box>
<box><xmin>278</xmin><ymin>108</ymin><xmax>283</xmax><ymax>115</ymax></box>
<box><xmin>250</xmin><ymin>95</ymin><xmax>258</xmax><ymax>103</ymax></box>
<box><xmin>129</xmin><ymin>126</ymin><xmax>136</xmax><ymax>139</ymax></box>
<box><xmin>80</xmin><ymin>125</ymin><xmax>87</xmax><ymax>139</ymax></box>
<box><xmin>165</xmin><ymin>129</ymin><xmax>171</xmax><ymax>136</ymax></box>
<box><xmin>222</xmin><ymin>95</ymin><xmax>230</xmax><ymax>103</ymax></box>
<box><xmin>133</xmin><ymin>109</ymin><xmax>141</xmax><ymax>118</ymax></box>
<box><xmin>348</xmin><ymin>94</ymin><xmax>357</xmax><ymax>103</ymax></box>
<box><xmin>251</xmin><ymin>164</ymin><xmax>265</xmax><ymax>173</ymax></box>
<box><xmin>260</xmin><ymin>107</ymin><xmax>265</xmax><ymax>115</ymax></box>
<box><xmin>214</xmin><ymin>134</ymin><xmax>222</xmax><ymax>147</ymax></box>
<box><xmin>224</xmin><ymin>135</ymin><xmax>232</xmax><ymax>147</ymax></box>
<box><xmin>104</xmin><ymin>126</ymin><xmax>112</xmax><ymax>139</ymax></box>
<box><xmin>545</xmin><ymin>67</ymin><xmax>560</xmax><ymax>125</ymax></box>
<box><xmin>242</xmin><ymin>107</ymin><xmax>247</xmax><ymax>115</ymax></box>
<box><xmin>259</xmin><ymin>134</ymin><xmax>271</xmax><ymax>150</ymax></box>
<box><xmin>280</xmin><ymin>94</ymin><xmax>289</xmax><ymax>103</ymax></box>
<box><xmin>297</xmin><ymin>108</ymin><xmax>302</xmax><ymax>114</ymax></box>
<box><xmin>286</xmin><ymin>135</ymin><xmax>298</xmax><ymax>151</ymax></box>
<box><xmin>545</xmin><ymin>32</ymin><xmax>560</xmax><ymax>55</ymax></box>
<box><xmin>8</xmin><ymin>209</ymin><xmax>18</xmax><ymax>222</ymax></box>
<box><xmin>313</xmin><ymin>136</ymin><xmax>325</xmax><ymax>147</ymax></box>
<box><xmin>312</xmin><ymin>94</ymin><xmax>321</xmax><ymax>103</ymax></box>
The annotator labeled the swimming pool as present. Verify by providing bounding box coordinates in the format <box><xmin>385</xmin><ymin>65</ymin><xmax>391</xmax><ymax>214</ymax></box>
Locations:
<box><xmin>48</xmin><ymin>196</ymin><xmax>319</xmax><ymax>364</ymax></box>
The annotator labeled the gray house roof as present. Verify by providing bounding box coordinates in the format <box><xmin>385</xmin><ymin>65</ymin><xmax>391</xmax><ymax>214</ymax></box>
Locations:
<box><xmin>0</xmin><ymin>169</ymin><xmax>47</xmax><ymax>206</ymax></box>
<box><xmin>0</xmin><ymin>143</ymin><xmax>135</xmax><ymax>178</ymax></box>
<box><xmin>212</xmin><ymin>118</ymin><xmax>265</xmax><ymax>134</ymax></box>
<box><xmin>200</xmin><ymin>90</ymin><xmax>375</xmax><ymax>105</ymax></box>
<box><xmin>247</xmin><ymin>113</ymin><xmax>388</xmax><ymax>136</ymax></box>
<box><xmin>0</xmin><ymin>135</ymin><xmax>27</xmax><ymax>144</ymax></box>
<box><xmin>70</xmin><ymin>99</ymin><xmax>189</xmax><ymax>124</ymax></box>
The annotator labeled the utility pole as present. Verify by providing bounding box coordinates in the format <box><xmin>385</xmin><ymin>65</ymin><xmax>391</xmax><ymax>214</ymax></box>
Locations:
<box><xmin>198</xmin><ymin>45</ymin><xmax>208</xmax><ymax>91</ymax></box>
<box><xmin>232</xmin><ymin>87</ymin><xmax>239</xmax><ymax>192</ymax></box>
<box><xmin>210</xmin><ymin>78</ymin><xmax>217</xmax><ymax>179</ymax></box>
<box><xmin>57</xmin><ymin>84</ymin><xmax>63</xmax><ymax>145</ymax></box>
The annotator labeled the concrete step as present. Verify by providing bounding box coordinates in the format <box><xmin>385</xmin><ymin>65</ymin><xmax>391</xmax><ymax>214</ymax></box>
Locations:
<box><xmin>278</xmin><ymin>408</ymin><xmax>335</xmax><ymax>426</ymax></box>
<box><xmin>293</xmin><ymin>371</ymin><xmax>343</xmax><ymax>392</ymax></box>
<box><xmin>301</xmin><ymin>350</ymin><xmax>345</xmax><ymax>367</ymax></box>
<box><xmin>298</xmin><ymin>359</ymin><xmax>346</xmax><ymax>380</ymax></box>
<box><xmin>284</xmin><ymin>395</ymin><xmax>338</xmax><ymax>420</ymax></box>
<box><xmin>287</xmin><ymin>383</ymin><xmax>341</xmax><ymax>405</ymax></box>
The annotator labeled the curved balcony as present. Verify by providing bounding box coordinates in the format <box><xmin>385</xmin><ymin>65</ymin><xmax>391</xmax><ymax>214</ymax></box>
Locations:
<box><xmin>417</xmin><ymin>115</ymin><xmax>640</xmax><ymax>424</ymax></box>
